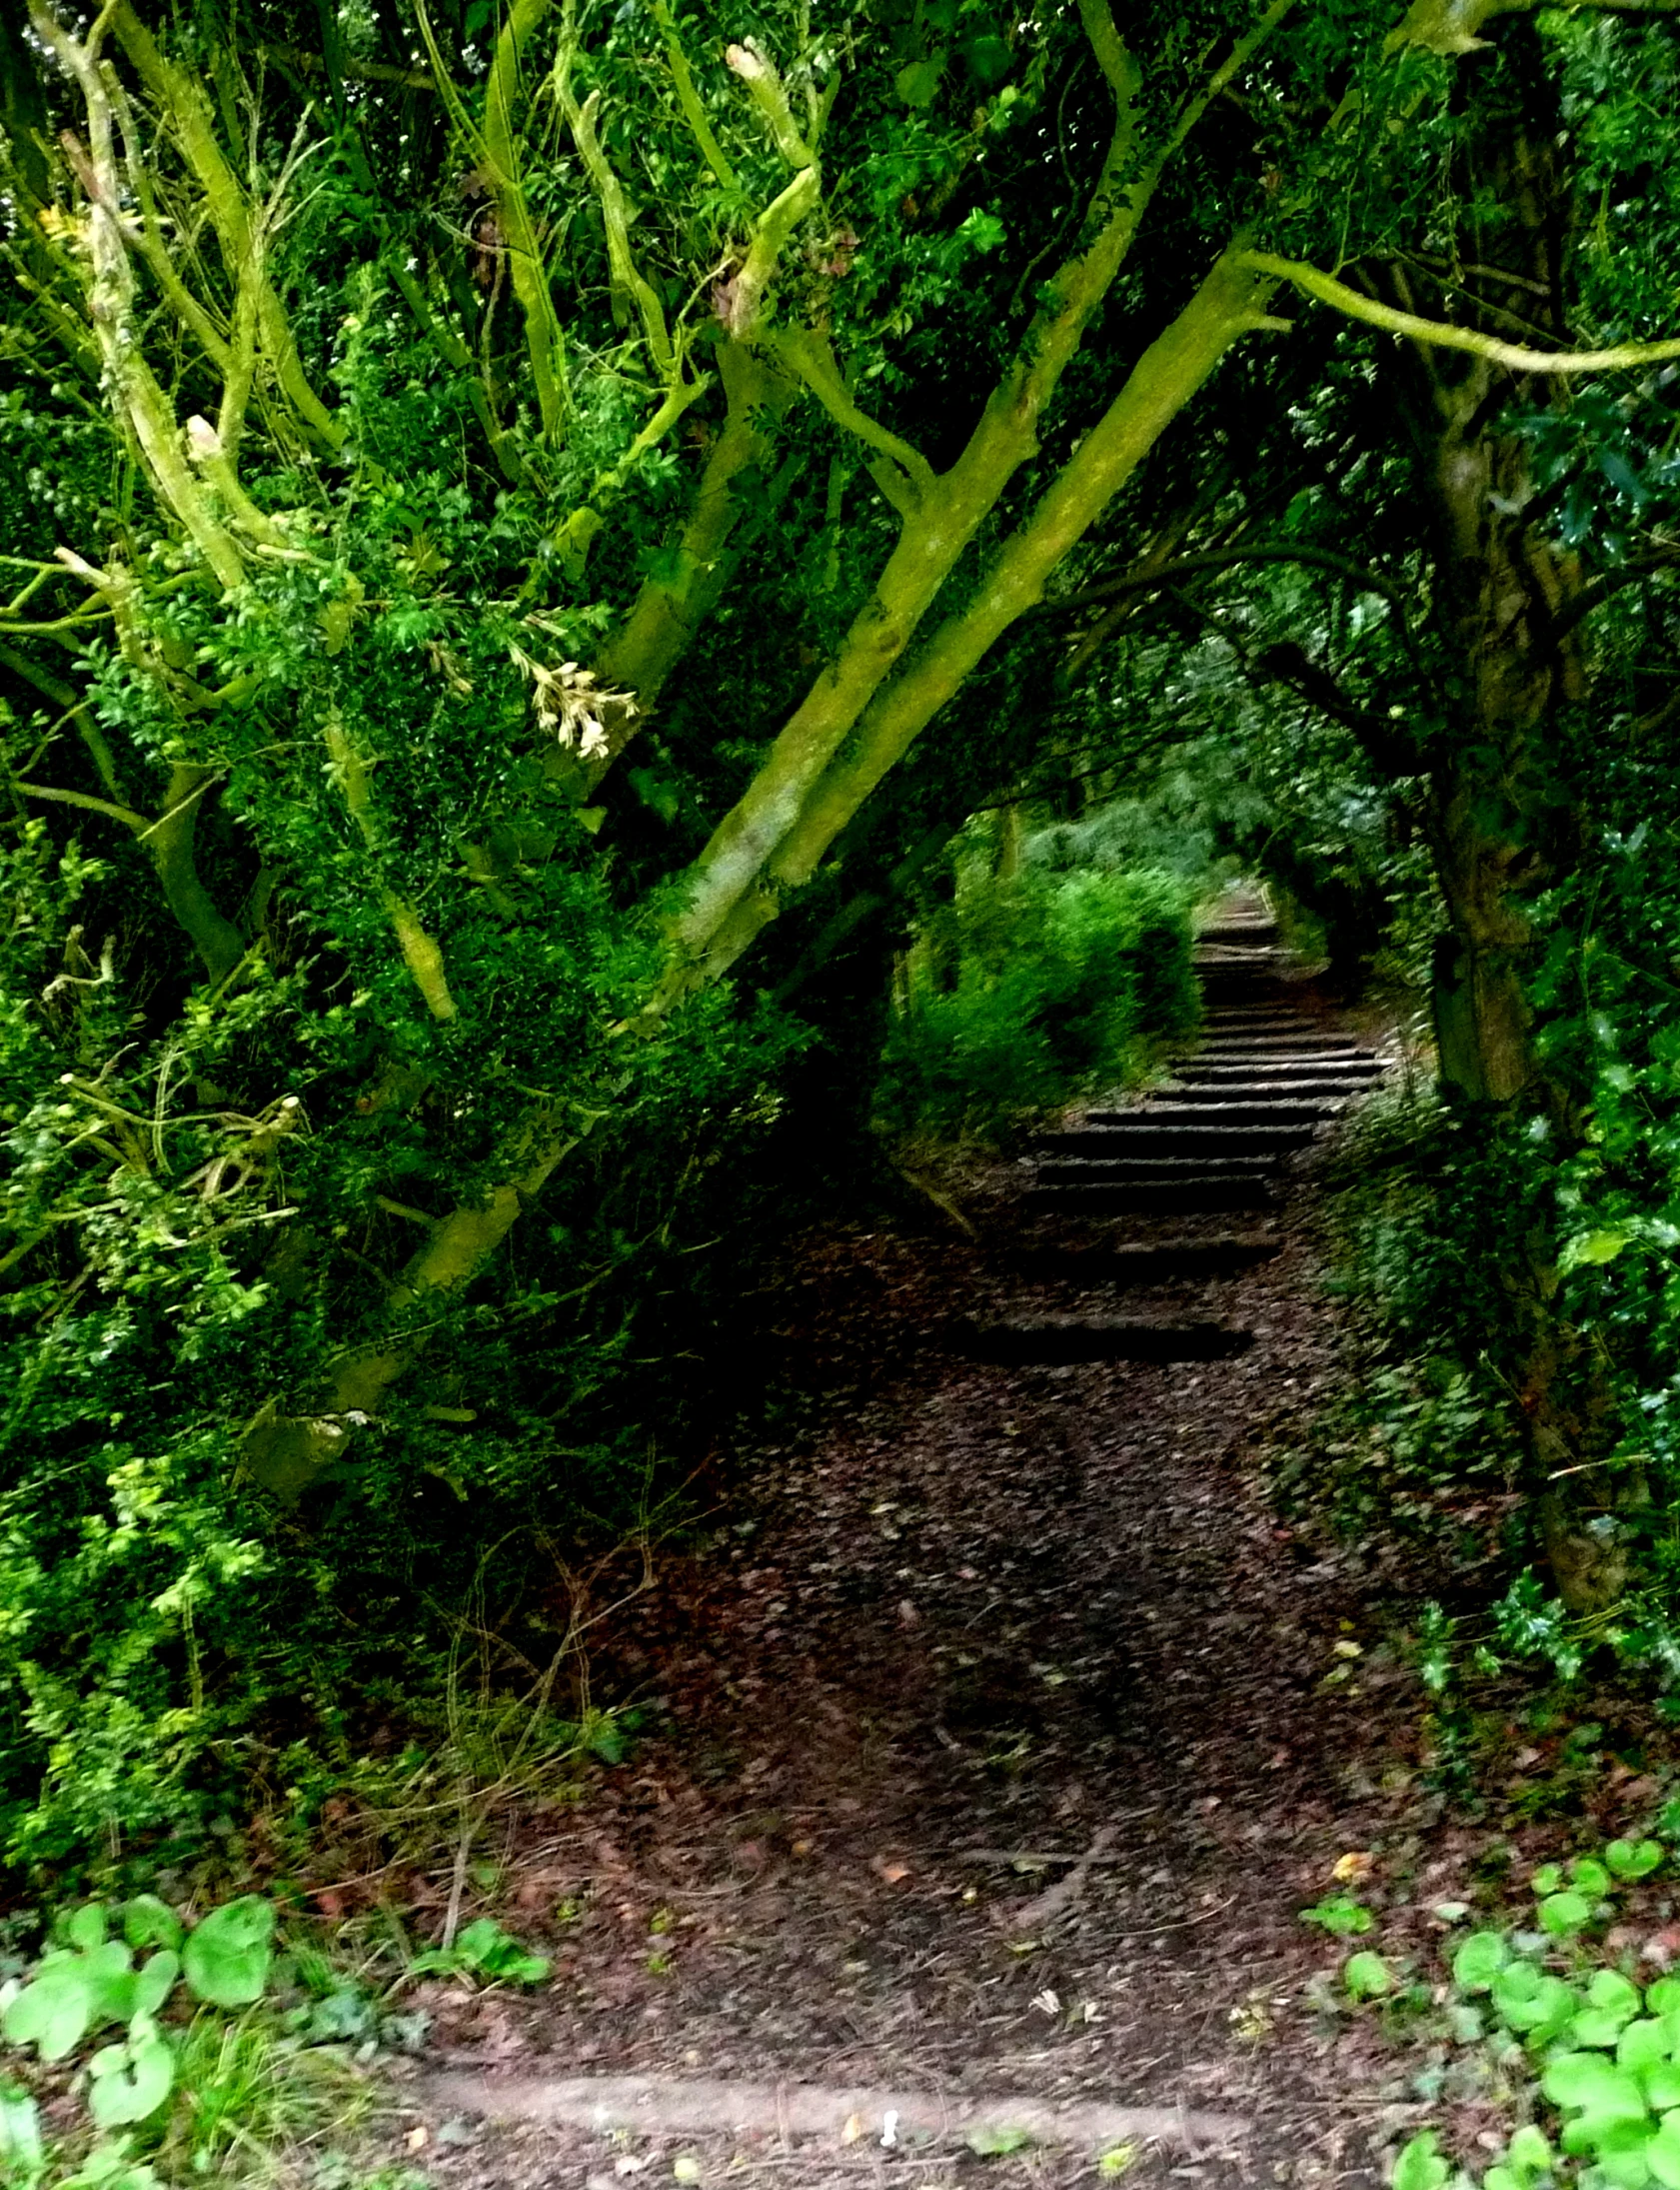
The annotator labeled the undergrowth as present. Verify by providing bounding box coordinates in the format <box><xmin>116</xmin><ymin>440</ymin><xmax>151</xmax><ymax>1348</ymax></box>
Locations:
<box><xmin>876</xmin><ymin>820</ymin><xmax>1199</xmax><ymax>1143</ymax></box>
<box><xmin>0</xmin><ymin>1887</ymin><xmax>550</xmax><ymax>2189</ymax></box>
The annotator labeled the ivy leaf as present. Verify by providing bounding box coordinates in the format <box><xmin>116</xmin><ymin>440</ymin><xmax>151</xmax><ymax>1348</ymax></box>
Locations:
<box><xmin>1452</xmin><ymin>1930</ymin><xmax>1510</xmax><ymax>1991</ymax></box>
<box><xmin>1391</xmin><ymin>2130</ymin><xmax>1450</xmax><ymax>2190</ymax></box>
<box><xmin>86</xmin><ymin>2015</ymin><xmax>175</xmax><ymax>2128</ymax></box>
<box><xmin>1539</xmin><ymin>1890</ymin><xmax>1594</xmax><ymax>1937</ymax></box>
<box><xmin>895</xmin><ymin>56</ymin><xmax>946</xmax><ymax>107</ymax></box>
<box><xmin>1344</xmin><ymin>1950</ymin><xmax>1392</xmax><ymax>2000</ymax></box>
<box><xmin>1607</xmin><ymin>1840</ymin><xmax>1665</xmax><ymax>1881</ymax></box>
<box><xmin>181</xmin><ymin>1898</ymin><xmax>274</xmax><ymax>2008</ymax></box>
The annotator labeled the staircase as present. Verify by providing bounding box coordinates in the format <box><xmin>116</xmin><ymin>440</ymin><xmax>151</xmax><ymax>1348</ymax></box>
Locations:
<box><xmin>962</xmin><ymin>888</ymin><xmax>1387</xmax><ymax>1365</ymax></box>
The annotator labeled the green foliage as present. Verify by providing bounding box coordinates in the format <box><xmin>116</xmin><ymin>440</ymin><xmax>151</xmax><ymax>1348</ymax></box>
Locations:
<box><xmin>1301</xmin><ymin>1892</ymin><xmax>1374</xmax><ymax>1937</ymax></box>
<box><xmin>407</xmin><ymin>1917</ymin><xmax>550</xmax><ymax>1988</ymax></box>
<box><xmin>0</xmin><ymin>1888</ymin><xmax>546</xmax><ymax>2184</ymax></box>
<box><xmin>1342</xmin><ymin>1839</ymin><xmax>1680</xmax><ymax>2190</ymax></box>
<box><xmin>876</xmin><ymin>821</ymin><xmax>1198</xmax><ymax>1141</ymax></box>
<box><xmin>1344</xmin><ymin>1950</ymin><xmax>1394</xmax><ymax>2000</ymax></box>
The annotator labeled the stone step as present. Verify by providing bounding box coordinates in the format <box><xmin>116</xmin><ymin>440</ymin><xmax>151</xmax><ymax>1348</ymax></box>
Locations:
<box><xmin>1147</xmin><ymin>1082</ymin><xmax>1363</xmax><ymax>1107</ymax></box>
<box><xmin>1200</xmin><ymin>1018</ymin><xmax>1321</xmax><ymax>1036</ymax></box>
<box><xmin>1035</xmin><ymin>1122</ymin><xmax>1316</xmax><ymax>1159</ymax></box>
<box><xmin>1098</xmin><ymin>1099</ymin><xmax>1343</xmax><ymax>1127</ymax></box>
<box><xmin>1035</xmin><ymin>1154</ymin><xmax>1281</xmax><ymax>1186</ymax></box>
<box><xmin>996</xmin><ymin>1232</ymin><xmax>1282</xmax><ymax>1283</ymax></box>
<box><xmin>1174</xmin><ymin>1059</ymin><xmax>1381</xmax><ymax>1082</ymax></box>
<box><xmin>1028</xmin><ymin>1176</ymin><xmax>1276</xmax><ymax>1214</ymax></box>
<box><xmin>1192</xmin><ymin>1034</ymin><xmax>1366</xmax><ymax>1055</ymax></box>
<box><xmin>960</xmin><ymin>1314</ymin><xmax>1254</xmax><ymax>1365</ymax></box>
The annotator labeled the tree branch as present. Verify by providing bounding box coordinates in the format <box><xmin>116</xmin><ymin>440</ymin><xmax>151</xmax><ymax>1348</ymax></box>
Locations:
<box><xmin>770</xmin><ymin>327</ymin><xmax>934</xmax><ymax>509</ymax></box>
<box><xmin>1241</xmin><ymin>251</ymin><xmax>1680</xmax><ymax>375</ymax></box>
<box><xmin>1038</xmin><ymin>542</ymin><xmax>1423</xmax><ymax>666</ymax></box>
<box><xmin>651</xmin><ymin>0</ymin><xmax>737</xmax><ymax>189</ymax></box>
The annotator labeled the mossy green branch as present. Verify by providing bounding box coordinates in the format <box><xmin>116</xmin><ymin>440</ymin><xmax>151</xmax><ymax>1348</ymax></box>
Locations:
<box><xmin>726</xmin><ymin>39</ymin><xmax>812</xmax><ymax>169</ymax></box>
<box><xmin>665</xmin><ymin>4</ymin><xmax>1299</xmax><ymax>971</ymax></box>
<box><xmin>592</xmin><ymin>338</ymin><xmax>792</xmax><ymax>733</ymax></box>
<box><xmin>678</xmin><ymin>252</ymin><xmax>1283</xmax><ymax>983</ymax></box>
<box><xmin>651</xmin><ymin>0</ymin><xmax>737</xmax><ymax>188</ymax></box>
<box><xmin>563</xmin><ymin>84</ymin><xmax>678</xmax><ymax>383</ymax></box>
<box><xmin>34</xmin><ymin>5</ymin><xmax>247</xmax><ymax>592</ymax></box>
<box><xmin>144</xmin><ymin>764</ymin><xmax>248</xmax><ymax>984</ymax></box>
<box><xmin>243</xmin><ymin>1114</ymin><xmax>575</xmax><ymax>1501</ymax></box>
<box><xmin>479</xmin><ymin>0</ymin><xmax>570</xmax><ymax>438</ymax></box>
<box><xmin>1241</xmin><ymin>251</ymin><xmax>1680</xmax><ymax>373</ymax></box>
<box><xmin>1390</xmin><ymin>0</ymin><xmax>1680</xmax><ymax>57</ymax></box>
<box><xmin>727</xmin><ymin>165</ymin><xmax>820</xmax><ymax>336</ymax></box>
<box><xmin>324</xmin><ymin>719</ymin><xmax>460</xmax><ymax>1023</ymax></box>
<box><xmin>770</xmin><ymin>327</ymin><xmax>934</xmax><ymax>510</ymax></box>
<box><xmin>110</xmin><ymin>2</ymin><xmax>345</xmax><ymax>458</ymax></box>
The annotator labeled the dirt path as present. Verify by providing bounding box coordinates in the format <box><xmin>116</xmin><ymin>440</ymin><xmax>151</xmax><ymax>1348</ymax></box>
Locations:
<box><xmin>399</xmin><ymin>938</ymin><xmax>1425</xmax><ymax>2189</ymax></box>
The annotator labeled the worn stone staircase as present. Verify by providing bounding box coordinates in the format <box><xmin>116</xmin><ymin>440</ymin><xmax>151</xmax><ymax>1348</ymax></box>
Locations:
<box><xmin>964</xmin><ymin>889</ymin><xmax>1387</xmax><ymax>1365</ymax></box>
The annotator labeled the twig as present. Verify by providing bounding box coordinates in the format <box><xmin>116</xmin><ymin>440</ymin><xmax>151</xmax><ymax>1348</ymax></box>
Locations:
<box><xmin>1006</xmin><ymin>1823</ymin><xmax>1116</xmax><ymax>1932</ymax></box>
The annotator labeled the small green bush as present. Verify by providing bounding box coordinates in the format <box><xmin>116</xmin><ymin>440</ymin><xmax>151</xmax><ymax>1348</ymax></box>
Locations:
<box><xmin>877</xmin><ymin>857</ymin><xmax>1197</xmax><ymax>1142</ymax></box>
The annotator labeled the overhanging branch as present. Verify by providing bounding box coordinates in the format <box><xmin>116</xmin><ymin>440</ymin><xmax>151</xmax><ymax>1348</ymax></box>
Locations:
<box><xmin>1241</xmin><ymin>252</ymin><xmax>1680</xmax><ymax>375</ymax></box>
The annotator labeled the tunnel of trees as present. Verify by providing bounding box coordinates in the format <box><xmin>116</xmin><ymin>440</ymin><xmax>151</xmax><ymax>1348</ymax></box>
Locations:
<box><xmin>3</xmin><ymin>0</ymin><xmax>1680</xmax><ymax>1885</ymax></box>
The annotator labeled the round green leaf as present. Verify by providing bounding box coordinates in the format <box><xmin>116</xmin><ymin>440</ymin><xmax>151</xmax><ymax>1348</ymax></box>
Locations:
<box><xmin>1573</xmin><ymin>1857</ymin><xmax>1613</xmax><ymax>1898</ymax></box>
<box><xmin>181</xmin><ymin>1897</ymin><xmax>275</xmax><ymax>2009</ymax></box>
<box><xmin>1544</xmin><ymin>2050</ymin><xmax>1649</xmax><ymax>2120</ymax></box>
<box><xmin>64</xmin><ymin>1904</ymin><xmax>108</xmax><ymax>1953</ymax></box>
<box><xmin>1593</xmin><ymin>1972</ymin><xmax>1646</xmax><ymax>2018</ymax></box>
<box><xmin>1532</xmin><ymin>1864</ymin><xmax>1565</xmax><ymax>1897</ymax></box>
<box><xmin>1597</xmin><ymin>2118</ymin><xmax>1659</xmax><ymax>2189</ymax></box>
<box><xmin>1391</xmin><ymin>2130</ymin><xmax>1451</xmax><ymax>2190</ymax></box>
<box><xmin>1540</xmin><ymin>1891</ymin><xmax>1595</xmax><ymax>1936</ymax></box>
<box><xmin>1647</xmin><ymin>1979</ymin><xmax>1680</xmax><ymax>2016</ymax></box>
<box><xmin>1622</xmin><ymin>2021</ymin><xmax>1672</xmax><ymax>2073</ymax></box>
<box><xmin>1652</xmin><ymin>2117</ymin><xmax>1680</xmax><ymax>2190</ymax></box>
<box><xmin>1494</xmin><ymin>1962</ymin><xmax>1577</xmax><ymax>2036</ymax></box>
<box><xmin>1609</xmin><ymin>1841</ymin><xmax>1666</xmax><ymax>1882</ymax></box>
<box><xmin>1507</xmin><ymin>2124</ymin><xmax>1555</xmax><ymax>2174</ymax></box>
<box><xmin>82</xmin><ymin>1940</ymin><xmax>138</xmax><ymax>2028</ymax></box>
<box><xmin>2</xmin><ymin>1955</ymin><xmax>94</xmax><ymax>2060</ymax></box>
<box><xmin>0</xmin><ymin>2086</ymin><xmax>42</xmax><ymax>2166</ymax></box>
<box><xmin>87</xmin><ymin>2020</ymin><xmax>175</xmax><ymax>2128</ymax></box>
<box><xmin>1345</xmin><ymin>1951</ymin><xmax>1392</xmax><ymax>2000</ymax></box>
<box><xmin>121</xmin><ymin>1897</ymin><xmax>184</xmax><ymax>1955</ymax></box>
<box><xmin>1453</xmin><ymin>1931</ymin><xmax>1510</xmax><ymax>1991</ymax></box>
<box><xmin>133</xmin><ymin>1950</ymin><xmax>179</xmax><ymax>2019</ymax></box>
<box><xmin>1643</xmin><ymin>2063</ymin><xmax>1680</xmax><ymax>2113</ymax></box>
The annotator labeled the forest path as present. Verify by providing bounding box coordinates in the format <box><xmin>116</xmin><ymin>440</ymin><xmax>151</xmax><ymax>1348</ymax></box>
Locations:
<box><xmin>407</xmin><ymin>912</ymin><xmax>1420</xmax><ymax>2190</ymax></box>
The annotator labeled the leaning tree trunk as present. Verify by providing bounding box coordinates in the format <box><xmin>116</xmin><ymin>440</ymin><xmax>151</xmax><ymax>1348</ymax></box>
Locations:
<box><xmin>1389</xmin><ymin>31</ymin><xmax>1637</xmax><ymax>1609</ymax></box>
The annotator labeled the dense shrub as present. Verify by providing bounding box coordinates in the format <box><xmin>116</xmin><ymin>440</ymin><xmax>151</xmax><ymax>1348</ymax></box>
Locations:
<box><xmin>876</xmin><ymin>850</ymin><xmax>1198</xmax><ymax>1142</ymax></box>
